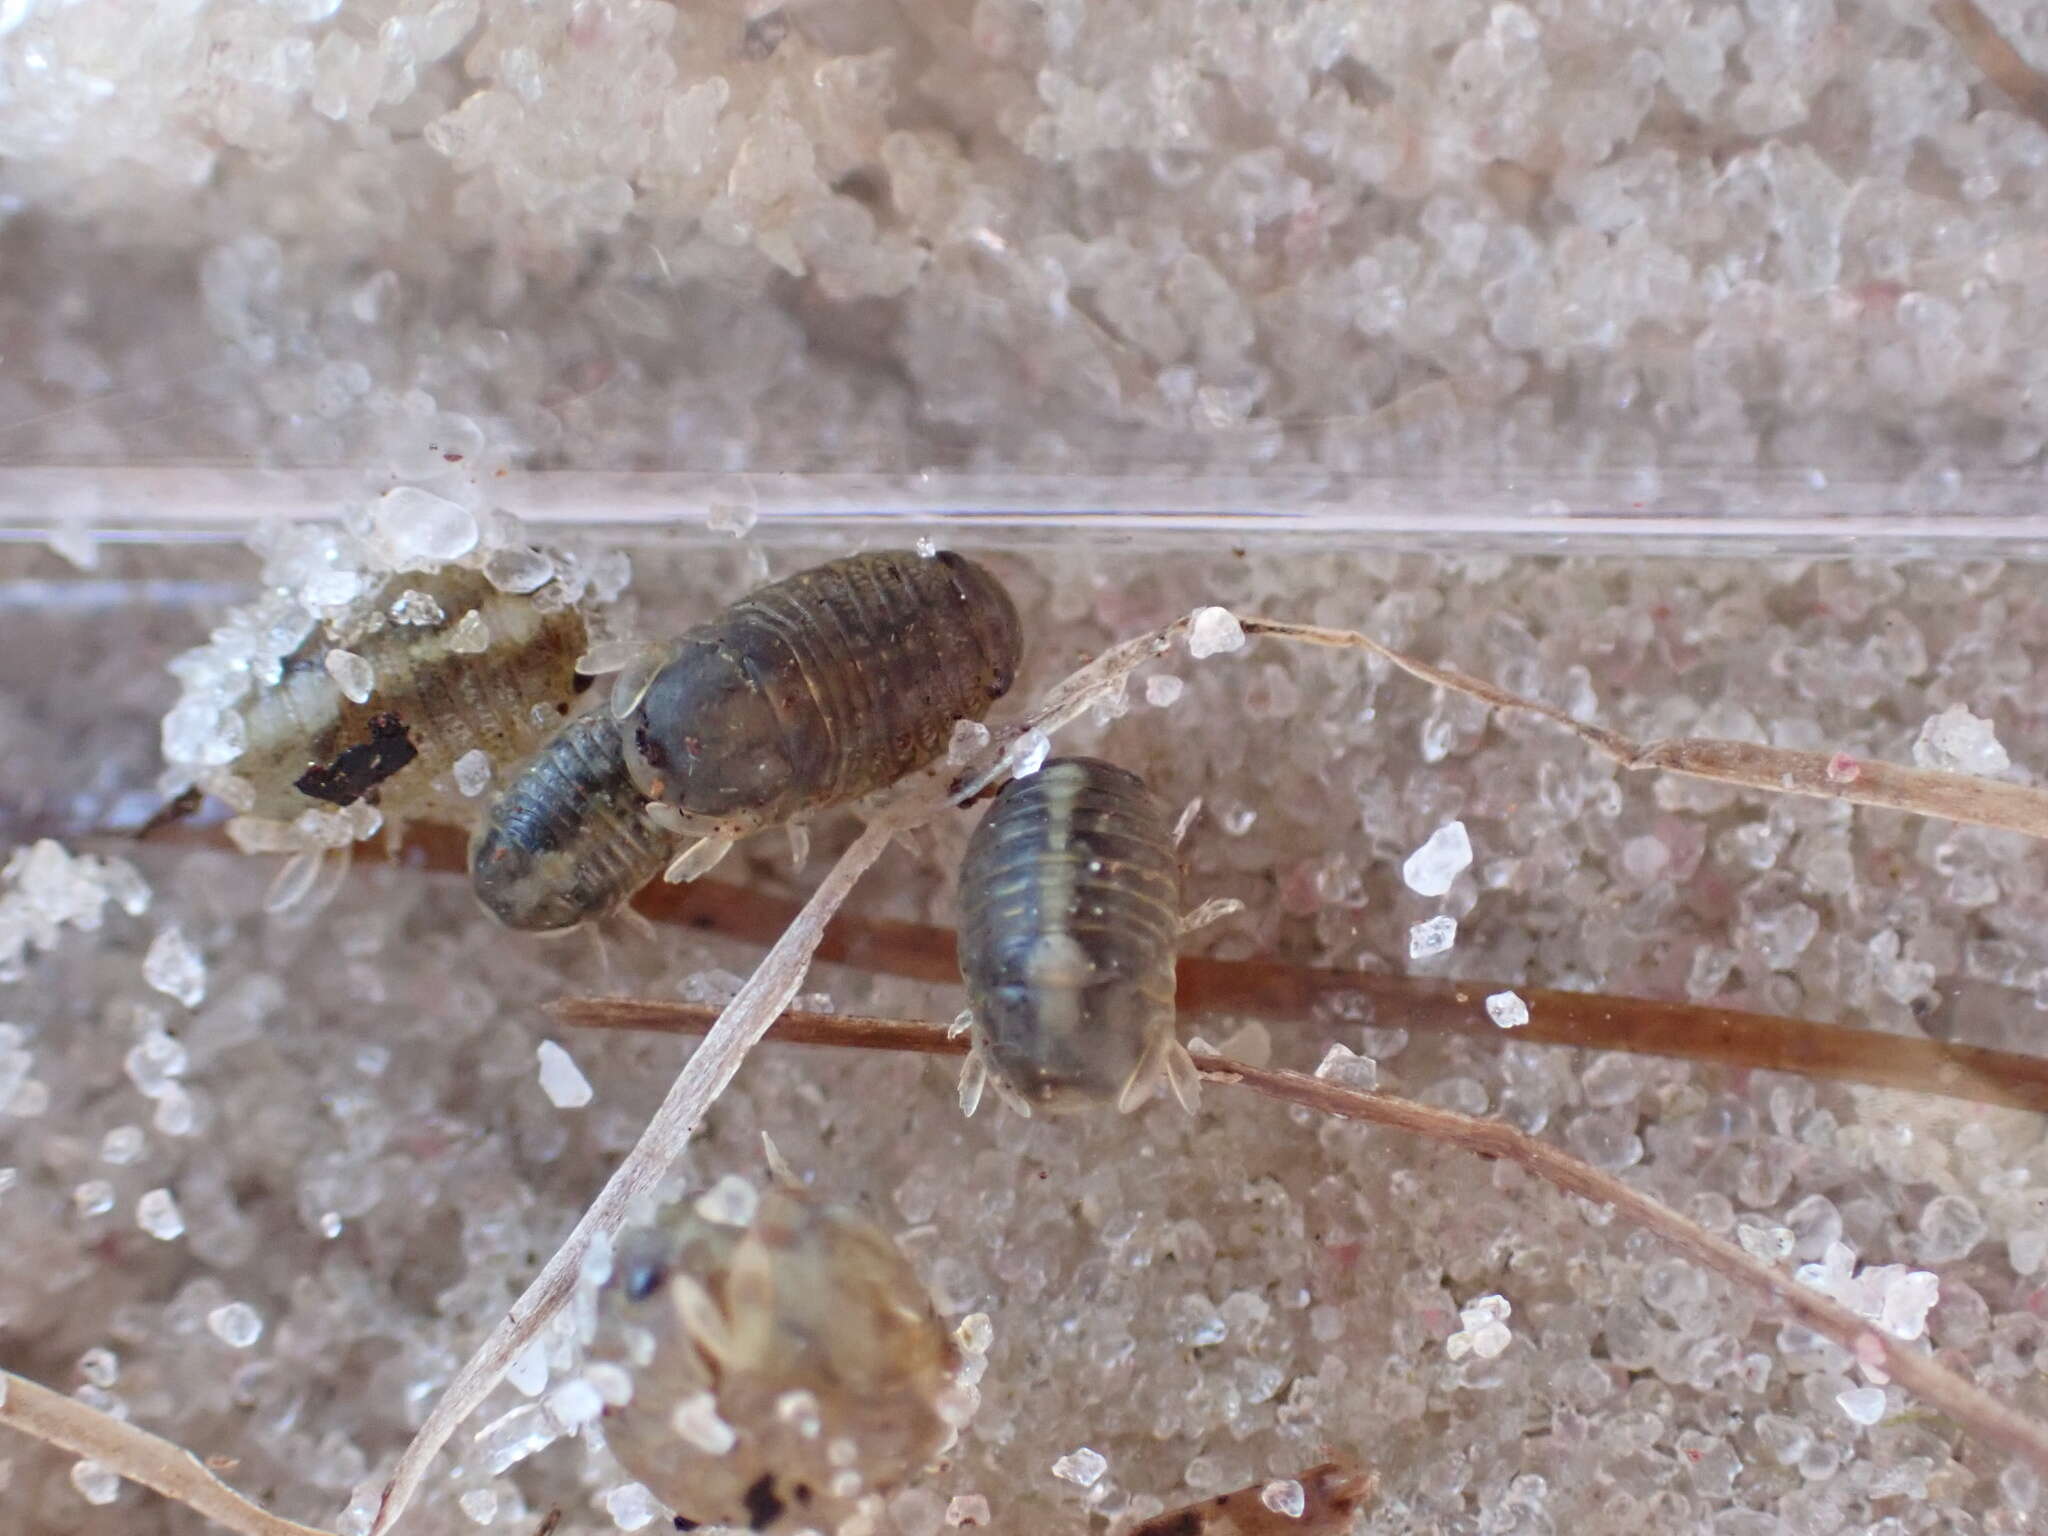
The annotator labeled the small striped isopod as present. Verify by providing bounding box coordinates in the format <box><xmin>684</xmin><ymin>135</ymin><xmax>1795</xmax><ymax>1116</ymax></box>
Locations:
<box><xmin>954</xmin><ymin>756</ymin><xmax>1198</xmax><ymax>1116</ymax></box>
<box><xmin>616</xmin><ymin>549</ymin><xmax>1022</xmax><ymax>879</ymax></box>
<box><xmin>597</xmin><ymin>1185</ymin><xmax>960</xmax><ymax>1533</ymax></box>
<box><xmin>469</xmin><ymin>709</ymin><xmax>688</xmax><ymax>932</ymax></box>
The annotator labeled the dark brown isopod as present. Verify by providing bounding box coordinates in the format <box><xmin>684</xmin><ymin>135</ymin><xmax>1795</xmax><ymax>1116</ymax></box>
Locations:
<box><xmin>954</xmin><ymin>756</ymin><xmax>1197</xmax><ymax>1116</ymax></box>
<box><xmin>469</xmin><ymin>709</ymin><xmax>688</xmax><ymax>933</ymax></box>
<box><xmin>616</xmin><ymin>549</ymin><xmax>1022</xmax><ymax>879</ymax></box>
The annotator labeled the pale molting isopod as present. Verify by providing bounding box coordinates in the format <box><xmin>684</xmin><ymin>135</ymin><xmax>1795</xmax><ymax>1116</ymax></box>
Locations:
<box><xmin>596</xmin><ymin>1186</ymin><xmax>961</xmax><ymax>1533</ymax></box>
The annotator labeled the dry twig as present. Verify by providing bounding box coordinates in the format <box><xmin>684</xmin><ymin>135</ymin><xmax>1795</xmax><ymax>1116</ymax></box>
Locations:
<box><xmin>1933</xmin><ymin>0</ymin><xmax>2048</xmax><ymax>131</ymax></box>
<box><xmin>550</xmin><ymin>999</ymin><xmax>2048</xmax><ymax>1481</ymax></box>
<box><xmin>0</xmin><ymin>1368</ymin><xmax>339</xmax><ymax>1536</ymax></box>
<box><xmin>138</xmin><ymin>819</ymin><xmax>2048</xmax><ymax>1116</ymax></box>
<box><xmin>1241</xmin><ymin>615</ymin><xmax>2048</xmax><ymax>841</ymax></box>
<box><xmin>1129</xmin><ymin>1460</ymin><xmax>1376</xmax><ymax>1534</ymax></box>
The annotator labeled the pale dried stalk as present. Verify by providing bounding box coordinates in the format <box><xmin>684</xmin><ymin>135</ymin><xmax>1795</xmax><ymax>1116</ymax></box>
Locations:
<box><xmin>0</xmin><ymin>1368</ymin><xmax>339</xmax><ymax>1536</ymax></box>
<box><xmin>1231</xmin><ymin>1059</ymin><xmax>2048</xmax><ymax>1476</ymax></box>
<box><xmin>1933</xmin><ymin>0</ymin><xmax>2048</xmax><ymax>131</ymax></box>
<box><xmin>551</xmin><ymin>1001</ymin><xmax>2048</xmax><ymax>1481</ymax></box>
<box><xmin>372</xmin><ymin>615</ymin><xmax>1192</xmax><ymax>1534</ymax></box>
<box><xmin>1242</xmin><ymin>615</ymin><xmax>2048</xmax><ymax>840</ymax></box>
<box><xmin>371</xmin><ymin>819</ymin><xmax>895</xmax><ymax>1536</ymax></box>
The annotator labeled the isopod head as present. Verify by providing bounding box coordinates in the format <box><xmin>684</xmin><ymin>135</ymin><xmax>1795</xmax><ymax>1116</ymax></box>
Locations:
<box><xmin>621</xmin><ymin>633</ymin><xmax>803</xmax><ymax>831</ymax></box>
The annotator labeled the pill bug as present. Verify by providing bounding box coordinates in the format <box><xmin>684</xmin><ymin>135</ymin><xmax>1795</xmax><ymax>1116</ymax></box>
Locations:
<box><xmin>615</xmin><ymin>549</ymin><xmax>1022</xmax><ymax>880</ymax></box>
<box><xmin>469</xmin><ymin>708</ymin><xmax>689</xmax><ymax>932</ymax></box>
<box><xmin>228</xmin><ymin>566</ymin><xmax>589</xmax><ymax>832</ymax></box>
<box><xmin>596</xmin><ymin>1185</ymin><xmax>960</xmax><ymax>1534</ymax></box>
<box><xmin>954</xmin><ymin>755</ymin><xmax>1198</xmax><ymax>1117</ymax></box>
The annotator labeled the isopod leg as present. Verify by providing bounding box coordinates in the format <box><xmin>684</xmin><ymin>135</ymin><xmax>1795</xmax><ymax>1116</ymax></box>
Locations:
<box><xmin>724</xmin><ymin>1232</ymin><xmax>777</xmax><ymax>1365</ymax></box>
<box><xmin>608</xmin><ymin>643</ymin><xmax>672</xmax><ymax>720</ymax></box>
<box><xmin>664</xmin><ymin>836</ymin><xmax>735</xmax><ymax>884</ymax></box>
<box><xmin>982</xmin><ymin>1061</ymin><xmax>1036</xmax><ymax>1119</ymax></box>
<box><xmin>1119</xmin><ymin>1029</ymin><xmax>1202</xmax><ymax>1115</ymax></box>
<box><xmin>614</xmin><ymin>905</ymin><xmax>659</xmax><ymax>944</ymax></box>
<box><xmin>957</xmin><ymin>1047</ymin><xmax>989</xmax><ymax>1118</ymax></box>
<box><xmin>1177</xmin><ymin>896</ymin><xmax>1244</xmax><ymax>936</ymax></box>
<box><xmin>264</xmin><ymin>847</ymin><xmax>323</xmax><ymax>914</ymax></box>
<box><xmin>1163</xmin><ymin>1041</ymin><xmax>1201</xmax><ymax>1114</ymax></box>
<box><xmin>668</xmin><ymin>1272</ymin><xmax>740</xmax><ymax>1367</ymax></box>
<box><xmin>588</xmin><ymin>925</ymin><xmax>616</xmax><ymax>989</ymax></box>
<box><xmin>760</xmin><ymin>1132</ymin><xmax>803</xmax><ymax>1190</ymax></box>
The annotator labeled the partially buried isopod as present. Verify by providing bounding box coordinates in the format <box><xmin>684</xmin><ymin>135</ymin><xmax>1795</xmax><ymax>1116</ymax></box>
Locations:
<box><xmin>468</xmin><ymin>708</ymin><xmax>690</xmax><ymax>932</ymax></box>
<box><xmin>615</xmin><ymin>548</ymin><xmax>1023</xmax><ymax>881</ymax></box>
<box><xmin>219</xmin><ymin>565</ymin><xmax>590</xmax><ymax>835</ymax></box>
<box><xmin>596</xmin><ymin>1184</ymin><xmax>960</xmax><ymax>1534</ymax></box>
<box><xmin>954</xmin><ymin>756</ymin><xmax>1199</xmax><ymax>1117</ymax></box>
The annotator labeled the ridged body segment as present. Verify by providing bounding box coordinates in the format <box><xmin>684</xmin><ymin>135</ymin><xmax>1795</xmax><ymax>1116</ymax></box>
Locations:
<box><xmin>470</xmin><ymin>710</ymin><xmax>685</xmax><ymax>932</ymax></box>
<box><xmin>597</xmin><ymin>1189</ymin><xmax>958</xmax><ymax>1533</ymax></box>
<box><xmin>956</xmin><ymin>757</ymin><xmax>1181</xmax><ymax>1112</ymax></box>
<box><xmin>623</xmin><ymin>550</ymin><xmax>1022</xmax><ymax>836</ymax></box>
<box><xmin>236</xmin><ymin>567</ymin><xmax>587</xmax><ymax>827</ymax></box>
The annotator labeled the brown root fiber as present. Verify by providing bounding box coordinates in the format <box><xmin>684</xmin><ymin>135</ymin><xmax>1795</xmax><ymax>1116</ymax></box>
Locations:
<box><xmin>132</xmin><ymin>818</ymin><xmax>2048</xmax><ymax>1116</ymax></box>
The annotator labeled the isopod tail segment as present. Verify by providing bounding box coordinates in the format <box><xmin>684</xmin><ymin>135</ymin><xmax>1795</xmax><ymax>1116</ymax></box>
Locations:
<box><xmin>952</xmin><ymin>1006</ymin><xmax>1201</xmax><ymax>1117</ymax></box>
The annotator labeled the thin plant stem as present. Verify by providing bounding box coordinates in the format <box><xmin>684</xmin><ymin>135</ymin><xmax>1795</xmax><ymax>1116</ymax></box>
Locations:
<box><xmin>0</xmin><ymin>1369</ymin><xmax>339</xmax><ymax>1536</ymax></box>
<box><xmin>370</xmin><ymin>821</ymin><xmax>898</xmax><ymax>1536</ymax></box>
<box><xmin>1240</xmin><ymin>614</ymin><xmax>2048</xmax><ymax>840</ymax></box>
<box><xmin>1932</xmin><ymin>0</ymin><xmax>2048</xmax><ymax>131</ymax></box>
<box><xmin>549</xmin><ymin>999</ymin><xmax>2048</xmax><ymax>1481</ymax></box>
<box><xmin>1128</xmin><ymin>1460</ymin><xmax>1376</xmax><ymax>1534</ymax></box>
<box><xmin>135</xmin><ymin>818</ymin><xmax>2048</xmax><ymax>1116</ymax></box>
